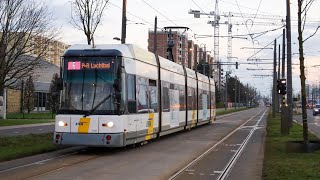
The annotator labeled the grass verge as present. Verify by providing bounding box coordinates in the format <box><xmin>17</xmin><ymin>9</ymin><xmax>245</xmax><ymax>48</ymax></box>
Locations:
<box><xmin>216</xmin><ymin>107</ymin><xmax>249</xmax><ymax>116</ymax></box>
<box><xmin>0</xmin><ymin>133</ymin><xmax>61</xmax><ymax>162</ymax></box>
<box><xmin>0</xmin><ymin>119</ymin><xmax>54</xmax><ymax>127</ymax></box>
<box><xmin>263</xmin><ymin>113</ymin><xmax>320</xmax><ymax>179</ymax></box>
<box><xmin>6</xmin><ymin>112</ymin><xmax>55</xmax><ymax>119</ymax></box>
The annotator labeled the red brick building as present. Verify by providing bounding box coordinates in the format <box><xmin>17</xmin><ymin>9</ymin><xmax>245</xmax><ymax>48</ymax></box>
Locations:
<box><xmin>148</xmin><ymin>30</ymin><xmax>213</xmax><ymax>71</ymax></box>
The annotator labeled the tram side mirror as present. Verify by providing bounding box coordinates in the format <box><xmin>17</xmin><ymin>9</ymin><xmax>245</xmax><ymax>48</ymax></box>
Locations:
<box><xmin>57</xmin><ymin>78</ymin><xmax>63</xmax><ymax>90</ymax></box>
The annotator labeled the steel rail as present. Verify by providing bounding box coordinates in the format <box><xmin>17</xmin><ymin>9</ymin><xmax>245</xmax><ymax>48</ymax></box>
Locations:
<box><xmin>168</xmin><ymin>108</ymin><xmax>266</xmax><ymax>180</ymax></box>
<box><xmin>217</xmin><ymin>109</ymin><xmax>268</xmax><ymax>180</ymax></box>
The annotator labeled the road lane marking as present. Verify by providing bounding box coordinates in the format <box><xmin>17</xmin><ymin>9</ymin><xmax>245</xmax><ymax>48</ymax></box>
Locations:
<box><xmin>185</xmin><ymin>169</ymin><xmax>194</xmax><ymax>172</ymax></box>
<box><xmin>217</xmin><ymin>109</ymin><xmax>268</xmax><ymax>180</ymax></box>
<box><xmin>213</xmin><ymin>171</ymin><xmax>223</xmax><ymax>174</ymax></box>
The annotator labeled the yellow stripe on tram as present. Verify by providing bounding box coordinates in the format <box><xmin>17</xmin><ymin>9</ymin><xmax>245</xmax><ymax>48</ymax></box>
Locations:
<box><xmin>145</xmin><ymin>113</ymin><xmax>154</xmax><ymax>140</ymax></box>
<box><xmin>191</xmin><ymin>110</ymin><xmax>196</xmax><ymax>128</ymax></box>
<box><xmin>78</xmin><ymin>118</ymin><xmax>91</xmax><ymax>133</ymax></box>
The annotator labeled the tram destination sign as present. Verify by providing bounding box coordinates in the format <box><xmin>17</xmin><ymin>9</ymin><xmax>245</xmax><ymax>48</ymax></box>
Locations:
<box><xmin>68</xmin><ymin>61</ymin><xmax>111</xmax><ymax>70</ymax></box>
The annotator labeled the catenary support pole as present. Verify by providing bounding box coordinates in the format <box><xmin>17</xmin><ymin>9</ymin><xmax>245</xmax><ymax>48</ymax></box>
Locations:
<box><xmin>234</xmin><ymin>76</ymin><xmax>237</xmax><ymax>109</ymax></box>
<box><xmin>272</xmin><ymin>39</ymin><xmax>277</xmax><ymax>118</ymax></box>
<box><xmin>153</xmin><ymin>16</ymin><xmax>157</xmax><ymax>54</ymax></box>
<box><xmin>121</xmin><ymin>0</ymin><xmax>127</xmax><ymax>44</ymax></box>
<box><xmin>286</xmin><ymin>0</ymin><xmax>293</xmax><ymax>127</ymax></box>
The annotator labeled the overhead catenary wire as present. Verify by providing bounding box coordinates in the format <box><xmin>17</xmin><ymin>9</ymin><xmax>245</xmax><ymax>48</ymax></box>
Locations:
<box><xmin>190</xmin><ymin>0</ymin><xmax>211</xmax><ymax>18</ymax></box>
<box><xmin>140</xmin><ymin>0</ymin><xmax>178</xmax><ymax>26</ymax></box>
<box><xmin>109</xmin><ymin>2</ymin><xmax>154</xmax><ymax>26</ymax></box>
<box><xmin>246</xmin><ymin>34</ymin><xmax>283</xmax><ymax>61</ymax></box>
<box><xmin>250</xmin><ymin>0</ymin><xmax>264</xmax><ymax>32</ymax></box>
<box><xmin>234</xmin><ymin>0</ymin><xmax>253</xmax><ymax>40</ymax></box>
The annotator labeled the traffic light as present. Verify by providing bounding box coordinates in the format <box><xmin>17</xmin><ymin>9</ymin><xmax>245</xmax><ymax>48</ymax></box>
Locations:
<box><xmin>277</xmin><ymin>79</ymin><xmax>281</xmax><ymax>94</ymax></box>
<box><xmin>277</xmin><ymin>79</ymin><xmax>287</xmax><ymax>95</ymax></box>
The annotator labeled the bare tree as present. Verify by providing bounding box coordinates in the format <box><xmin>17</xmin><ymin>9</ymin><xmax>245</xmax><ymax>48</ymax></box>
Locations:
<box><xmin>0</xmin><ymin>0</ymin><xmax>57</xmax><ymax>118</ymax></box>
<box><xmin>70</xmin><ymin>0</ymin><xmax>109</xmax><ymax>45</ymax></box>
<box><xmin>297</xmin><ymin>0</ymin><xmax>319</xmax><ymax>144</ymax></box>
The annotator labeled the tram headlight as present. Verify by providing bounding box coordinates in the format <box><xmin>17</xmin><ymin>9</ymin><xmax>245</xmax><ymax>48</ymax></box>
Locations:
<box><xmin>107</xmin><ymin>122</ymin><xmax>114</xmax><ymax>128</ymax></box>
<box><xmin>58</xmin><ymin>121</ymin><xmax>68</xmax><ymax>127</ymax></box>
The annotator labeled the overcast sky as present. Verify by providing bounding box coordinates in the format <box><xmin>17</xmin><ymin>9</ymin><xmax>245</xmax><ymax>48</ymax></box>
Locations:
<box><xmin>45</xmin><ymin>0</ymin><xmax>320</xmax><ymax>97</ymax></box>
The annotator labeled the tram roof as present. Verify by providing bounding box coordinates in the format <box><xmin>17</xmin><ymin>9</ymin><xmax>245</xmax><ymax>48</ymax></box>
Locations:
<box><xmin>65</xmin><ymin>44</ymin><xmax>157</xmax><ymax>66</ymax></box>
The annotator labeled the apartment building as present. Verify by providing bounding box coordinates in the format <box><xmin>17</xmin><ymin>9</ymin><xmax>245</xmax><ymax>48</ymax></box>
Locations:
<box><xmin>148</xmin><ymin>30</ymin><xmax>189</xmax><ymax>66</ymax></box>
<box><xmin>30</xmin><ymin>36</ymin><xmax>69</xmax><ymax>66</ymax></box>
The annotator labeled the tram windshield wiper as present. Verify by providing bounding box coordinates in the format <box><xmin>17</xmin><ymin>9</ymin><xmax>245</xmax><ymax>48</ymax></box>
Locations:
<box><xmin>84</xmin><ymin>93</ymin><xmax>112</xmax><ymax>117</ymax></box>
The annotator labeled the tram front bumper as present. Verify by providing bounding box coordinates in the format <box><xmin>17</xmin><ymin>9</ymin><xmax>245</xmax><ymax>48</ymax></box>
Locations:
<box><xmin>54</xmin><ymin>132</ymin><xmax>125</xmax><ymax>147</ymax></box>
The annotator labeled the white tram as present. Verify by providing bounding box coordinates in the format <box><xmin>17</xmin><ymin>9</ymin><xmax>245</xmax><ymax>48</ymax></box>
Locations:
<box><xmin>54</xmin><ymin>44</ymin><xmax>216</xmax><ymax>147</ymax></box>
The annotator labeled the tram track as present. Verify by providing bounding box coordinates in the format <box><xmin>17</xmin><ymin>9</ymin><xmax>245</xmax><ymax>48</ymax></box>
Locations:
<box><xmin>0</xmin><ymin>148</ymin><xmax>111</xmax><ymax>180</ymax></box>
<box><xmin>0</xmin><ymin>108</ymin><xmax>261</xmax><ymax>180</ymax></box>
<box><xmin>169</xmin><ymin>108</ymin><xmax>268</xmax><ymax>180</ymax></box>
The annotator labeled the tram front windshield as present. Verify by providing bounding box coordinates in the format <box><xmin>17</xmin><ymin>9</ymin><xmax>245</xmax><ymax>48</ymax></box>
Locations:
<box><xmin>59</xmin><ymin>56</ymin><xmax>122</xmax><ymax>115</ymax></box>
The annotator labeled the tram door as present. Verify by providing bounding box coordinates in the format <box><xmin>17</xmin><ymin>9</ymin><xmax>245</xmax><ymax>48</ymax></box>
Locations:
<box><xmin>136</xmin><ymin>77</ymin><xmax>157</xmax><ymax>140</ymax></box>
<box><xmin>136</xmin><ymin>77</ymin><xmax>150</xmax><ymax>139</ymax></box>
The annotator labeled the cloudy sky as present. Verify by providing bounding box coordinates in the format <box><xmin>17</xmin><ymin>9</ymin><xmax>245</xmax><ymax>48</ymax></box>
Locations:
<box><xmin>45</xmin><ymin>0</ymin><xmax>320</xmax><ymax>97</ymax></box>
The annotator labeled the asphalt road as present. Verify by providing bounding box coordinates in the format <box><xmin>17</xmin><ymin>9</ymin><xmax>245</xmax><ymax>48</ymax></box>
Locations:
<box><xmin>294</xmin><ymin>109</ymin><xmax>320</xmax><ymax>138</ymax></box>
<box><xmin>0</xmin><ymin>124</ymin><xmax>54</xmax><ymax>136</ymax></box>
<box><xmin>0</xmin><ymin>107</ymin><xmax>267</xmax><ymax>180</ymax></box>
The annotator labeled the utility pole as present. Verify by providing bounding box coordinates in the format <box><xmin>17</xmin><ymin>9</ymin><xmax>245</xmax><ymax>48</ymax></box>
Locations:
<box><xmin>234</xmin><ymin>76</ymin><xmax>237</xmax><ymax>109</ymax></box>
<box><xmin>281</xmin><ymin>28</ymin><xmax>289</xmax><ymax>135</ymax></box>
<box><xmin>278</xmin><ymin>44</ymin><xmax>281</xmax><ymax>112</ymax></box>
<box><xmin>286</xmin><ymin>0</ymin><xmax>293</xmax><ymax>126</ymax></box>
<box><xmin>203</xmin><ymin>45</ymin><xmax>207</xmax><ymax>75</ymax></box>
<box><xmin>238</xmin><ymin>81</ymin><xmax>241</xmax><ymax>106</ymax></box>
<box><xmin>225</xmin><ymin>72</ymin><xmax>228</xmax><ymax>110</ymax></box>
<box><xmin>153</xmin><ymin>16</ymin><xmax>158</xmax><ymax>54</ymax></box>
<box><xmin>246</xmin><ymin>83</ymin><xmax>248</xmax><ymax>107</ymax></box>
<box><xmin>218</xmin><ymin>62</ymin><xmax>221</xmax><ymax>94</ymax></box>
<box><xmin>272</xmin><ymin>39</ymin><xmax>277</xmax><ymax>118</ymax></box>
<box><xmin>121</xmin><ymin>0</ymin><xmax>127</xmax><ymax>44</ymax></box>
<box><xmin>282</xmin><ymin>29</ymin><xmax>286</xmax><ymax>79</ymax></box>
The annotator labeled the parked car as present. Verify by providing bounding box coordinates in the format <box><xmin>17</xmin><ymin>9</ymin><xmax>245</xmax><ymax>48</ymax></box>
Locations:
<box><xmin>313</xmin><ymin>104</ymin><xmax>320</xmax><ymax>116</ymax></box>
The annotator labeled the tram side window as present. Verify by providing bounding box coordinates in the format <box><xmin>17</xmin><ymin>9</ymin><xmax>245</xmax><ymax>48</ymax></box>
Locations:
<box><xmin>162</xmin><ymin>81</ymin><xmax>170</xmax><ymax>112</ymax></box>
<box><xmin>127</xmin><ymin>74</ymin><xmax>137</xmax><ymax>113</ymax></box>
<box><xmin>187</xmin><ymin>87</ymin><xmax>195</xmax><ymax>111</ymax></box>
<box><xmin>193</xmin><ymin>87</ymin><xmax>197</xmax><ymax>110</ymax></box>
<box><xmin>137</xmin><ymin>77</ymin><xmax>149</xmax><ymax>113</ymax></box>
<box><xmin>149</xmin><ymin>79</ymin><xmax>158</xmax><ymax>112</ymax></box>
<box><xmin>170</xmin><ymin>83</ymin><xmax>180</xmax><ymax>112</ymax></box>
<box><xmin>179</xmin><ymin>85</ymin><xmax>185</xmax><ymax>111</ymax></box>
<box><xmin>198</xmin><ymin>89</ymin><xmax>203</xmax><ymax>110</ymax></box>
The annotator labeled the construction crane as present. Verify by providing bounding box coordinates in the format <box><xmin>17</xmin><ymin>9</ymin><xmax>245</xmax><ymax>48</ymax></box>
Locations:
<box><xmin>189</xmin><ymin>8</ymin><xmax>284</xmax><ymax>92</ymax></box>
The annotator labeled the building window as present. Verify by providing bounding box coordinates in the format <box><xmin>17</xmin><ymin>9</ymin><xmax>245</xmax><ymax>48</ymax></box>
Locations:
<box><xmin>34</xmin><ymin>92</ymin><xmax>49</xmax><ymax>111</ymax></box>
